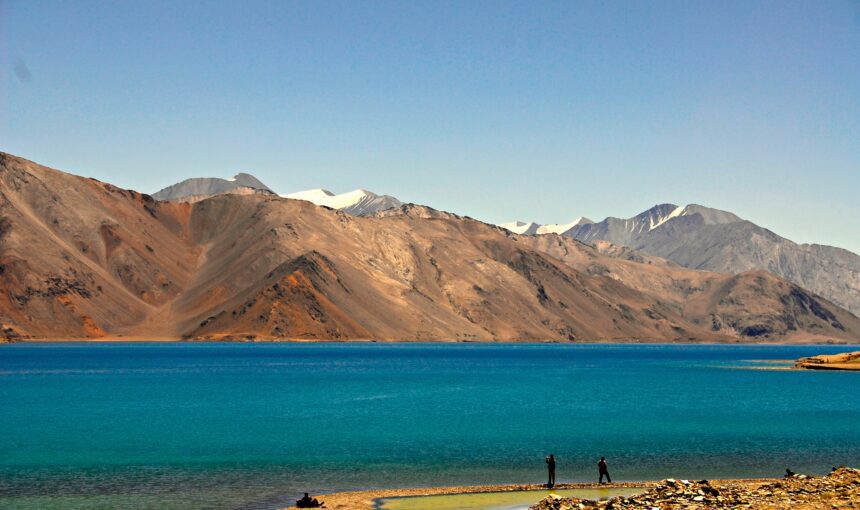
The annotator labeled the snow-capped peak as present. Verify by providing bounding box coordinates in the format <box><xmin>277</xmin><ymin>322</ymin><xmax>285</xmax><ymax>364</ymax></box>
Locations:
<box><xmin>648</xmin><ymin>205</ymin><xmax>687</xmax><ymax>231</ymax></box>
<box><xmin>500</xmin><ymin>217</ymin><xmax>593</xmax><ymax>236</ymax></box>
<box><xmin>536</xmin><ymin>217</ymin><xmax>593</xmax><ymax>235</ymax></box>
<box><xmin>281</xmin><ymin>188</ymin><xmax>402</xmax><ymax>216</ymax></box>
<box><xmin>331</xmin><ymin>189</ymin><xmax>372</xmax><ymax>208</ymax></box>
<box><xmin>498</xmin><ymin>221</ymin><xmax>540</xmax><ymax>235</ymax></box>
<box><xmin>282</xmin><ymin>188</ymin><xmax>336</xmax><ymax>202</ymax></box>
<box><xmin>499</xmin><ymin>220</ymin><xmax>531</xmax><ymax>230</ymax></box>
<box><xmin>282</xmin><ymin>188</ymin><xmax>368</xmax><ymax>209</ymax></box>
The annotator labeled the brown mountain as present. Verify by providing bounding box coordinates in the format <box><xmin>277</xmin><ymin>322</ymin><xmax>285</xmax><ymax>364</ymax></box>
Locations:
<box><xmin>1</xmin><ymin>152</ymin><xmax>858</xmax><ymax>343</ymax></box>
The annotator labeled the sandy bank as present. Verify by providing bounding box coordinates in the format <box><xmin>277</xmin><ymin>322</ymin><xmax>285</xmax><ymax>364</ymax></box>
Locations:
<box><xmin>795</xmin><ymin>350</ymin><xmax>860</xmax><ymax>371</ymax></box>
<box><xmin>281</xmin><ymin>480</ymin><xmax>750</xmax><ymax>510</ymax></box>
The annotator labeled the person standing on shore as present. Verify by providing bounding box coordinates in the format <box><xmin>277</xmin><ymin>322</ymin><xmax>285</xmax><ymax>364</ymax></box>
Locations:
<box><xmin>545</xmin><ymin>454</ymin><xmax>556</xmax><ymax>487</ymax></box>
<box><xmin>598</xmin><ymin>457</ymin><xmax>611</xmax><ymax>484</ymax></box>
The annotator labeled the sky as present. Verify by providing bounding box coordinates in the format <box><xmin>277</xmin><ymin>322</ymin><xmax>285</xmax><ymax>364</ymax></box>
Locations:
<box><xmin>2</xmin><ymin>0</ymin><xmax>859</xmax><ymax>252</ymax></box>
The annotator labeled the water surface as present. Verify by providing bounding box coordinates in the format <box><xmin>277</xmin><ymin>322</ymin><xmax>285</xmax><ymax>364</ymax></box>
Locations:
<box><xmin>1</xmin><ymin>342</ymin><xmax>859</xmax><ymax>509</ymax></box>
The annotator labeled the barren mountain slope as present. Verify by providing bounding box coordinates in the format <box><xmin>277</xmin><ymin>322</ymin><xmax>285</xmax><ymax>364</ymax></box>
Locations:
<box><xmin>0</xmin><ymin>153</ymin><xmax>200</xmax><ymax>339</ymax></box>
<box><xmin>512</xmin><ymin>234</ymin><xmax>860</xmax><ymax>342</ymax></box>
<box><xmin>564</xmin><ymin>204</ymin><xmax>860</xmax><ymax>315</ymax></box>
<box><xmin>2</xmin><ymin>152</ymin><xmax>858</xmax><ymax>343</ymax></box>
<box><xmin>175</xmin><ymin>199</ymin><xmax>717</xmax><ymax>341</ymax></box>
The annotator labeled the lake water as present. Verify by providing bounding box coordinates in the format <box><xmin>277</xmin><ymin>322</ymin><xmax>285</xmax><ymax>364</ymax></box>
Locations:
<box><xmin>1</xmin><ymin>342</ymin><xmax>859</xmax><ymax>509</ymax></box>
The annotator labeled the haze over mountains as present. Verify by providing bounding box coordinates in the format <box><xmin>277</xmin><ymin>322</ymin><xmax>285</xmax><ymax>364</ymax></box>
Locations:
<box><xmin>1</xmin><ymin>152</ymin><xmax>858</xmax><ymax>343</ymax></box>
<box><xmin>503</xmin><ymin>204</ymin><xmax>860</xmax><ymax>316</ymax></box>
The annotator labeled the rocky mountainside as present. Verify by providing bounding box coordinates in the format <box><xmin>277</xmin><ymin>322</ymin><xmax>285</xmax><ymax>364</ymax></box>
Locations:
<box><xmin>504</xmin><ymin>204</ymin><xmax>860</xmax><ymax>316</ymax></box>
<box><xmin>152</xmin><ymin>173</ymin><xmax>275</xmax><ymax>203</ymax></box>
<box><xmin>2</xmin><ymin>152</ymin><xmax>858</xmax><ymax>342</ymax></box>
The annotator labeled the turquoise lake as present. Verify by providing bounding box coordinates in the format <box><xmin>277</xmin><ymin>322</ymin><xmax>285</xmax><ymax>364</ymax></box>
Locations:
<box><xmin>1</xmin><ymin>342</ymin><xmax>859</xmax><ymax>509</ymax></box>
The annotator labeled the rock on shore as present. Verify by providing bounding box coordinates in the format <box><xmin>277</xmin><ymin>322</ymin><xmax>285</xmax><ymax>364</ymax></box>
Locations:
<box><xmin>531</xmin><ymin>467</ymin><xmax>860</xmax><ymax>509</ymax></box>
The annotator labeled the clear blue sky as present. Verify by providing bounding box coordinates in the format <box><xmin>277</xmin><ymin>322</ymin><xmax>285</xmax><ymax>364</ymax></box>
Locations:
<box><xmin>2</xmin><ymin>1</ymin><xmax>859</xmax><ymax>252</ymax></box>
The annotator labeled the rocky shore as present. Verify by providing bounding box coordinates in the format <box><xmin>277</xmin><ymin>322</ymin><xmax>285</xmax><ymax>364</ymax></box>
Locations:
<box><xmin>531</xmin><ymin>467</ymin><xmax>860</xmax><ymax>510</ymax></box>
<box><xmin>285</xmin><ymin>469</ymin><xmax>860</xmax><ymax>509</ymax></box>
<box><xmin>284</xmin><ymin>482</ymin><xmax>653</xmax><ymax>510</ymax></box>
<box><xmin>795</xmin><ymin>351</ymin><xmax>860</xmax><ymax>371</ymax></box>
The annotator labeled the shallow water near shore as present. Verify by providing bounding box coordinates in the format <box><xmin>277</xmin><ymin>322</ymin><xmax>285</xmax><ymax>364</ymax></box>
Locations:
<box><xmin>1</xmin><ymin>342</ymin><xmax>859</xmax><ymax>509</ymax></box>
<box><xmin>377</xmin><ymin>487</ymin><xmax>643</xmax><ymax>510</ymax></box>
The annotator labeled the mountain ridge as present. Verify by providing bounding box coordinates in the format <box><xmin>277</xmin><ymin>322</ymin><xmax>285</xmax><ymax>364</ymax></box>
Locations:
<box><xmin>503</xmin><ymin>203</ymin><xmax>860</xmax><ymax>315</ymax></box>
<box><xmin>152</xmin><ymin>173</ymin><xmax>275</xmax><ymax>202</ymax></box>
<box><xmin>152</xmin><ymin>172</ymin><xmax>404</xmax><ymax>216</ymax></box>
<box><xmin>1</xmin><ymin>152</ymin><xmax>857</xmax><ymax>343</ymax></box>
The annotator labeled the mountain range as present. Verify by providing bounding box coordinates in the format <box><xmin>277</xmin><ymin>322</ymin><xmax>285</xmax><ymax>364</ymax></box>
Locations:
<box><xmin>152</xmin><ymin>174</ymin><xmax>402</xmax><ymax>216</ymax></box>
<box><xmin>152</xmin><ymin>173</ymin><xmax>860</xmax><ymax>318</ymax></box>
<box><xmin>503</xmin><ymin>204</ymin><xmax>860</xmax><ymax>316</ymax></box>
<box><xmin>1</xmin><ymin>152</ymin><xmax>858</xmax><ymax>343</ymax></box>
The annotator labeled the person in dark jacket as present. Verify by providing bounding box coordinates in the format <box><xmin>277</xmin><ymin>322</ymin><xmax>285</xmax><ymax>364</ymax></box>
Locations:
<box><xmin>545</xmin><ymin>454</ymin><xmax>556</xmax><ymax>487</ymax></box>
<box><xmin>598</xmin><ymin>457</ymin><xmax>611</xmax><ymax>484</ymax></box>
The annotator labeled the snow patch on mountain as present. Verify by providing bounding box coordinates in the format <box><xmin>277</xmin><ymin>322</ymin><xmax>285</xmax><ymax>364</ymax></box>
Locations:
<box><xmin>500</xmin><ymin>218</ymin><xmax>592</xmax><ymax>236</ymax></box>
<box><xmin>498</xmin><ymin>221</ymin><xmax>540</xmax><ymax>235</ymax></box>
<box><xmin>536</xmin><ymin>217</ymin><xmax>594</xmax><ymax>235</ymax></box>
<box><xmin>282</xmin><ymin>188</ymin><xmax>402</xmax><ymax>216</ymax></box>
<box><xmin>649</xmin><ymin>205</ymin><xmax>687</xmax><ymax>230</ymax></box>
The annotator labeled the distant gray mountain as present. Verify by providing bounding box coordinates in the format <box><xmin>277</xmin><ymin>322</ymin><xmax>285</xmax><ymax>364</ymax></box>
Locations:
<box><xmin>561</xmin><ymin>204</ymin><xmax>860</xmax><ymax>316</ymax></box>
<box><xmin>152</xmin><ymin>173</ymin><xmax>274</xmax><ymax>202</ymax></box>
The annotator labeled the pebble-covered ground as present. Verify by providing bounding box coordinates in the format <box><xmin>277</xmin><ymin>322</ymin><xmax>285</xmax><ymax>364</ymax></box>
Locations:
<box><xmin>531</xmin><ymin>467</ymin><xmax>860</xmax><ymax>510</ymax></box>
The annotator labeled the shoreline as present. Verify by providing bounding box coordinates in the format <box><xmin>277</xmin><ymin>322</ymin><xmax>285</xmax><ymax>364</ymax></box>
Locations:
<box><xmin>5</xmin><ymin>337</ymin><xmax>860</xmax><ymax>345</ymax></box>
<box><xmin>794</xmin><ymin>350</ymin><xmax>860</xmax><ymax>371</ymax></box>
<box><xmin>293</xmin><ymin>469</ymin><xmax>860</xmax><ymax>510</ymax></box>
<box><xmin>285</xmin><ymin>478</ymin><xmax>774</xmax><ymax>510</ymax></box>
